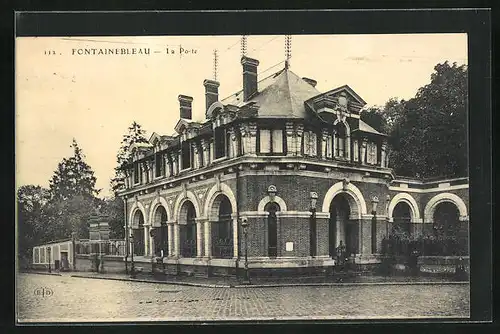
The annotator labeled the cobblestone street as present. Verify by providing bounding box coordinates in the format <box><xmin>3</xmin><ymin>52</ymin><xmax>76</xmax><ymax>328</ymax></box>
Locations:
<box><xmin>17</xmin><ymin>273</ymin><xmax>470</xmax><ymax>322</ymax></box>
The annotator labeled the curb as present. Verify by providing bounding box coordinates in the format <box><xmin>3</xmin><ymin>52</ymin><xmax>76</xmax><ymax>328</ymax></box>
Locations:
<box><xmin>23</xmin><ymin>271</ymin><xmax>62</xmax><ymax>277</ymax></box>
<box><xmin>67</xmin><ymin>274</ymin><xmax>468</xmax><ymax>288</ymax></box>
<box><xmin>69</xmin><ymin>275</ymin><xmax>231</xmax><ymax>288</ymax></box>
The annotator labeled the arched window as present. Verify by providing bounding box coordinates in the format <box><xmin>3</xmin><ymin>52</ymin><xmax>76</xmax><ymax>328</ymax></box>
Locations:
<box><xmin>265</xmin><ymin>202</ymin><xmax>280</xmax><ymax>258</ymax></box>
<box><xmin>153</xmin><ymin>206</ymin><xmax>168</xmax><ymax>257</ymax></box>
<box><xmin>180</xmin><ymin>201</ymin><xmax>197</xmax><ymax>257</ymax></box>
<box><xmin>132</xmin><ymin>210</ymin><xmax>145</xmax><ymax>256</ymax></box>
<box><xmin>433</xmin><ymin>202</ymin><xmax>459</xmax><ymax>238</ymax></box>
<box><xmin>393</xmin><ymin>202</ymin><xmax>412</xmax><ymax>236</ymax></box>
<box><xmin>212</xmin><ymin>195</ymin><xmax>233</xmax><ymax>258</ymax></box>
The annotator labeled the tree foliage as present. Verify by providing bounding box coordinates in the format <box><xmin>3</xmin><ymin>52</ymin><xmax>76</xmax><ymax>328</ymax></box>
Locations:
<box><xmin>110</xmin><ymin>122</ymin><xmax>149</xmax><ymax>195</ymax></box>
<box><xmin>362</xmin><ymin>61</ymin><xmax>467</xmax><ymax>179</ymax></box>
<box><xmin>48</xmin><ymin>139</ymin><xmax>100</xmax><ymax>201</ymax></box>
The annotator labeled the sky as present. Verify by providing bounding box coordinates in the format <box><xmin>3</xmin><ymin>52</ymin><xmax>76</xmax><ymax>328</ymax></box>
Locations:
<box><xmin>15</xmin><ymin>34</ymin><xmax>467</xmax><ymax>198</ymax></box>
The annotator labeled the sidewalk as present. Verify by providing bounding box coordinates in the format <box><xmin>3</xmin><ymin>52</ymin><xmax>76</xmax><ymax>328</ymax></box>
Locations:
<box><xmin>39</xmin><ymin>270</ymin><xmax>470</xmax><ymax>288</ymax></box>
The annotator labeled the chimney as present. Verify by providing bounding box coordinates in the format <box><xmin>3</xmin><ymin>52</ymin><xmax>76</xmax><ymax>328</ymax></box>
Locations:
<box><xmin>203</xmin><ymin>79</ymin><xmax>220</xmax><ymax>113</ymax></box>
<box><xmin>178</xmin><ymin>95</ymin><xmax>193</xmax><ymax>120</ymax></box>
<box><xmin>302</xmin><ymin>77</ymin><xmax>317</xmax><ymax>88</ymax></box>
<box><xmin>241</xmin><ymin>56</ymin><xmax>260</xmax><ymax>101</ymax></box>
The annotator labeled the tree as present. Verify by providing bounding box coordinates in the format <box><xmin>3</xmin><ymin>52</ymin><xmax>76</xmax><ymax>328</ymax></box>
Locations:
<box><xmin>361</xmin><ymin>98</ymin><xmax>406</xmax><ymax>135</ymax></box>
<box><xmin>17</xmin><ymin>185</ymin><xmax>50</xmax><ymax>260</ymax></box>
<box><xmin>49</xmin><ymin>139</ymin><xmax>100</xmax><ymax>201</ymax></box>
<box><xmin>101</xmin><ymin>197</ymin><xmax>125</xmax><ymax>239</ymax></box>
<box><xmin>388</xmin><ymin>62</ymin><xmax>467</xmax><ymax>178</ymax></box>
<box><xmin>110</xmin><ymin>122</ymin><xmax>149</xmax><ymax>196</ymax></box>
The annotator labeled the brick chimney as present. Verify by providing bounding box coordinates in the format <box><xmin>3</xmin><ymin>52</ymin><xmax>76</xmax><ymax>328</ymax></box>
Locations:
<box><xmin>302</xmin><ymin>77</ymin><xmax>317</xmax><ymax>87</ymax></box>
<box><xmin>203</xmin><ymin>79</ymin><xmax>220</xmax><ymax>113</ymax></box>
<box><xmin>178</xmin><ymin>95</ymin><xmax>194</xmax><ymax>120</ymax></box>
<box><xmin>241</xmin><ymin>56</ymin><xmax>260</xmax><ymax>101</ymax></box>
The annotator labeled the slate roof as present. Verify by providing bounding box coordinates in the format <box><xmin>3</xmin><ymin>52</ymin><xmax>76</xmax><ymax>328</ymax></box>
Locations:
<box><xmin>221</xmin><ymin>67</ymin><xmax>321</xmax><ymax>119</ymax></box>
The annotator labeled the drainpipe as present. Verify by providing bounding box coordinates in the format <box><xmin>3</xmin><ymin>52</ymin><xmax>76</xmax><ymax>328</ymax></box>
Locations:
<box><xmin>124</xmin><ymin>196</ymin><xmax>129</xmax><ymax>275</ymax></box>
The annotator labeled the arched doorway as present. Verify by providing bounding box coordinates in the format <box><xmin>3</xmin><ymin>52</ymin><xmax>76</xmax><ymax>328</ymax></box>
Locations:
<box><xmin>152</xmin><ymin>205</ymin><xmax>168</xmax><ymax>257</ymax></box>
<box><xmin>329</xmin><ymin>194</ymin><xmax>357</xmax><ymax>258</ymax></box>
<box><xmin>132</xmin><ymin>210</ymin><xmax>145</xmax><ymax>256</ymax></box>
<box><xmin>212</xmin><ymin>195</ymin><xmax>233</xmax><ymax>258</ymax></box>
<box><xmin>392</xmin><ymin>202</ymin><xmax>412</xmax><ymax>236</ymax></box>
<box><xmin>433</xmin><ymin>202</ymin><xmax>459</xmax><ymax>238</ymax></box>
<box><xmin>265</xmin><ymin>202</ymin><xmax>280</xmax><ymax>258</ymax></box>
<box><xmin>179</xmin><ymin>201</ymin><xmax>197</xmax><ymax>257</ymax></box>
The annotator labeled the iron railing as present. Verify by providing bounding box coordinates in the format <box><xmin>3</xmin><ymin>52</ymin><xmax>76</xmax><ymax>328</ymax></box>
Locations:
<box><xmin>181</xmin><ymin>239</ymin><xmax>197</xmax><ymax>258</ymax></box>
<box><xmin>75</xmin><ymin>240</ymin><xmax>127</xmax><ymax>256</ymax></box>
<box><xmin>381</xmin><ymin>235</ymin><xmax>468</xmax><ymax>257</ymax></box>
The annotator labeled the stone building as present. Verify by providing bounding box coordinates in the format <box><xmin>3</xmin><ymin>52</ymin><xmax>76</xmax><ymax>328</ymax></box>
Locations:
<box><xmin>118</xmin><ymin>57</ymin><xmax>469</xmax><ymax>277</ymax></box>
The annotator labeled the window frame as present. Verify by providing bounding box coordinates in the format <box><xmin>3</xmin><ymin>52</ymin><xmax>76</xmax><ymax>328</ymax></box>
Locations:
<box><xmin>214</xmin><ymin>127</ymin><xmax>227</xmax><ymax>160</ymax></box>
<box><xmin>258</xmin><ymin>127</ymin><xmax>286</xmax><ymax>156</ymax></box>
<box><xmin>180</xmin><ymin>141</ymin><xmax>192</xmax><ymax>171</ymax></box>
<box><xmin>154</xmin><ymin>152</ymin><xmax>165</xmax><ymax>178</ymax></box>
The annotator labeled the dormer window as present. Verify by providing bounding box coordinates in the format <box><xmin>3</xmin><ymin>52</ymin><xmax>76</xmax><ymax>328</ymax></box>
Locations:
<box><xmin>214</xmin><ymin>127</ymin><xmax>228</xmax><ymax>159</ymax></box>
<box><xmin>133</xmin><ymin>162</ymin><xmax>141</xmax><ymax>184</ymax></box>
<box><xmin>181</xmin><ymin>141</ymin><xmax>192</xmax><ymax>170</ymax></box>
<box><xmin>259</xmin><ymin>128</ymin><xmax>284</xmax><ymax>155</ymax></box>
<box><xmin>155</xmin><ymin>152</ymin><xmax>165</xmax><ymax>177</ymax></box>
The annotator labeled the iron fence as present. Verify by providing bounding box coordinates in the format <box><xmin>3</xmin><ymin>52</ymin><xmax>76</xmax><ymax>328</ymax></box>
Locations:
<box><xmin>75</xmin><ymin>240</ymin><xmax>127</xmax><ymax>256</ymax></box>
<box><xmin>181</xmin><ymin>239</ymin><xmax>197</xmax><ymax>258</ymax></box>
<box><xmin>381</xmin><ymin>235</ymin><xmax>468</xmax><ymax>257</ymax></box>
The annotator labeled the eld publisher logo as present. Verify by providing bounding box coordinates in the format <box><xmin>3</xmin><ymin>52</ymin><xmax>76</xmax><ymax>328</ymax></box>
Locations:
<box><xmin>34</xmin><ymin>287</ymin><xmax>53</xmax><ymax>297</ymax></box>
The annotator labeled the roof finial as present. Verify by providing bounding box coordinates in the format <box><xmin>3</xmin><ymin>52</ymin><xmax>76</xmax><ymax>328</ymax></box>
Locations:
<box><xmin>285</xmin><ymin>35</ymin><xmax>292</xmax><ymax>69</ymax></box>
<box><xmin>241</xmin><ymin>35</ymin><xmax>248</xmax><ymax>58</ymax></box>
<box><xmin>213</xmin><ymin>49</ymin><xmax>218</xmax><ymax>81</ymax></box>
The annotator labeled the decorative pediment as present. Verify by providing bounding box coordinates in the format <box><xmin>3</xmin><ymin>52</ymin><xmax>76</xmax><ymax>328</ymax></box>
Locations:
<box><xmin>307</xmin><ymin>84</ymin><xmax>367</xmax><ymax>117</ymax></box>
<box><xmin>174</xmin><ymin>119</ymin><xmax>202</xmax><ymax>139</ymax></box>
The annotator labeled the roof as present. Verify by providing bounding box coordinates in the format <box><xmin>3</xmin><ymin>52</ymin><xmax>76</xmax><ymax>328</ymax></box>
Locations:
<box><xmin>355</xmin><ymin>119</ymin><xmax>387</xmax><ymax>136</ymax></box>
<box><xmin>221</xmin><ymin>68</ymin><xmax>321</xmax><ymax>119</ymax></box>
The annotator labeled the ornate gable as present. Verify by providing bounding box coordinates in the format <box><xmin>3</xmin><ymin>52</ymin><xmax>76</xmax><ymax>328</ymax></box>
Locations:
<box><xmin>306</xmin><ymin>85</ymin><xmax>367</xmax><ymax>118</ymax></box>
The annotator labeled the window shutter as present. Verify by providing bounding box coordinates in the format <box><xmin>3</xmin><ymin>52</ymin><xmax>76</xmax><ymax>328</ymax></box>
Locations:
<box><xmin>272</xmin><ymin>129</ymin><xmax>283</xmax><ymax>153</ymax></box>
<box><xmin>260</xmin><ymin>129</ymin><xmax>271</xmax><ymax>153</ymax></box>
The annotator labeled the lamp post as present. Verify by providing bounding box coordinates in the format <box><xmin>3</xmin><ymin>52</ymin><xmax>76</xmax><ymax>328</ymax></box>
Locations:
<box><xmin>71</xmin><ymin>232</ymin><xmax>76</xmax><ymax>271</ymax></box>
<box><xmin>309</xmin><ymin>192</ymin><xmax>318</xmax><ymax>257</ymax></box>
<box><xmin>47</xmin><ymin>247</ymin><xmax>51</xmax><ymax>273</ymax></box>
<box><xmin>240</xmin><ymin>217</ymin><xmax>250</xmax><ymax>284</ymax></box>
<box><xmin>371</xmin><ymin>196</ymin><xmax>379</xmax><ymax>254</ymax></box>
<box><xmin>129</xmin><ymin>233</ymin><xmax>136</xmax><ymax>278</ymax></box>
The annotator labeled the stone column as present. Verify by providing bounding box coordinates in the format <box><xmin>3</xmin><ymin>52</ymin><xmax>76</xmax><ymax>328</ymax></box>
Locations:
<box><xmin>353</xmin><ymin>139</ymin><xmax>359</xmax><ymax>162</ymax></box>
<box><xmin>204</xmin><ymin>220</ymin><xmax>212</xmax><ymax>258</ymax></box>
<box><xmin>232</xmin><ymin>218</ymin><xmax>239</xmax><ymax>258</ymax></box>
<box><xmin>193</xmin><ymin>142</ymin><xmax>200</xmax><ymax>169</ymax></box>
<box><xmin>248</xmin><ymin>123</ymin><xmax>258</xmax><ymax>155</ymax></box>
<box><xmin>174</xmin><ymin>222</ymin><xmax>180</xmax><ymax>257</ymax></box>
<box><xmin>144</xmin><ymin>225</ymin><xmax>149</xmax><ymax>256</ymax></box>
<box><xmin>346</xmin><ymin>134</ymin><xmax>352</xmax><ymax>161</ymax></box>
<box><xmin>286</xmin><ymin>122</ymin><xmax>295</xmax><ymax>156</ymax></box>
<box><xmin>239</xmin><ymin>124</ymin><xmax>249</xmax><ymax>155</ymax></box>
<box><xmin>230</xmin><ymin>127</ymin><xmax>238</xmax><ymax>158</ymax></box>
<box><xmin>196</xmin><ymin>219</ymin><xmax>203</xmax><ymax>257</ymax></box>
<box><xmin>201</xmin><ymin>139</ymin><xmax>210</xmax><ymax>166</ymax></box>
<box><xmin>360</xmin><ymin>138</ymin><xmax>368</xmax><ymax>165</ymax></box>
<box><xmin>165</xmin><ymin>155</ymin><xmax>171</xmax><ymax>177</ymax></box>
<box><xmin>167</xmin><ymin>222</ymin><xmax>174</xmax><ymax>256</ymax></box>
<box><xmin>149</xmin><ymin>229</ymin><xmax>154</xmax><ymax>257</ymax></box>
<box><xmin>321</xmin><ymin>129</ymin><xmax>329</xmax><ymax>160</ymax></box>
<box><xmin>170</xmin><ymin>153</ymin><xmax>177</xmax><ymax>176</ymax></box>
<box><xmin>210</xmin><ymin>139</ymin><xmax>215</xmax><ymax>161</ymax></box>
<box><xmin>381</xmin><ymin>142</ymin><xmax>387</xmax><ymax>168</ymax></box>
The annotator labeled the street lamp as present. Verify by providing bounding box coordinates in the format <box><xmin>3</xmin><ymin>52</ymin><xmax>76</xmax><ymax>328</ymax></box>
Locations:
<box><xmin>309</xmin><ymin>192</ymin><xmax>318</xmax><ymax>257</ymax></box>
<box><xmin>371</xmin><ymin>196</ymin><xmax>379</xmax><ymax>254</ymax></box>
<box><xmin>129</xmin><ymin>233</ymin><xmax>136</xmax><ymax>278</ymax></box>
<box><xmin>240</xmin><ymin>217</ymin><xmax>250</xmax><ymax>284</ymax></box>
<box><xmin>47</xmin><ymin>247</ymin><xmax>51</xmax><ymax>273</ymax></box>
